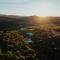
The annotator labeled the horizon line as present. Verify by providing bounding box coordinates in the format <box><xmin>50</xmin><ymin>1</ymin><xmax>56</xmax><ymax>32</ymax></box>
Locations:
<box><xmin>0</xmin><ymin>14</ymin><xmax>60</xmax><ymax>17</ymax></box>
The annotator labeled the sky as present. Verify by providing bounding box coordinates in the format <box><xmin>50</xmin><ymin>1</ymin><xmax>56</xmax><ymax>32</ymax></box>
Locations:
<box><xmin>0</xmin><ymin>0</ymin><xmax>60</xmax><ymax>16</ymax></box>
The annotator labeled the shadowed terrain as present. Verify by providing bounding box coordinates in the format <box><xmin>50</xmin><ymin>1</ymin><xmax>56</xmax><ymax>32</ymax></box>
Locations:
<box><xmin>0</xmin><ymin>14</ymin><xmax>60</xmax><ymax>60</ymax></box>
<box><xmin>0</xmin><ymin>14</ymin><xmax>60</xmax><ymax>31</ymax></box>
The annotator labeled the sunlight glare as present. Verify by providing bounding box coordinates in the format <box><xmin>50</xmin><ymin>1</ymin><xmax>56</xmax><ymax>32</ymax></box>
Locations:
<box><xmin>36</xmin><ymin>3</ymin><xmax>54</xmax><ymax>16</ymax></box>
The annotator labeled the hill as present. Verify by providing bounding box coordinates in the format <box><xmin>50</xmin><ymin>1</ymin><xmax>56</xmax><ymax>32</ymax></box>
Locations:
<box><xmin>0</xmin><ymin>14</ymin><xmax>60</xmax><ymax>31</ymax></box>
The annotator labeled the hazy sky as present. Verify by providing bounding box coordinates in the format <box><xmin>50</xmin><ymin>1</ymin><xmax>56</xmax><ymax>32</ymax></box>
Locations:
<box><xmin>0</xmin><ymin>0</ymin><xmax>60</xmax><ymax>16</ymax></box>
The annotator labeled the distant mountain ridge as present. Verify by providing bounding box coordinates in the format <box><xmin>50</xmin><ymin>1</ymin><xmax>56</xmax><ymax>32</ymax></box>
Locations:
<box><xmin>0</xmin><ymin>14</ymin><xmax>60</xmax><ymax>31</ymax></box>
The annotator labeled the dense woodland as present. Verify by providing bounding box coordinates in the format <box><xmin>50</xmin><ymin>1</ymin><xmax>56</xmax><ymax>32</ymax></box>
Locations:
<box><xmin>0</xmin><ymin>28</ymin><xmax>60</xmax><ymax>60</ymax></box>
<box><xmin>0</xmin><ymin>31</ymin><xmax>35</xmax><ymax>60</ymax></box>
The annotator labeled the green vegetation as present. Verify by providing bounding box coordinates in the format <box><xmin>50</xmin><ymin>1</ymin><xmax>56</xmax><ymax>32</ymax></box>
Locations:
<box><xmin>0</xmin><ymin>26</ymin><xmax>60</xmax><ymax>60</ymax></box>
<box><xmin>0</xmin><ymin>31</ymin><xmax>35</xmax><ymax>60</ymax></box>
